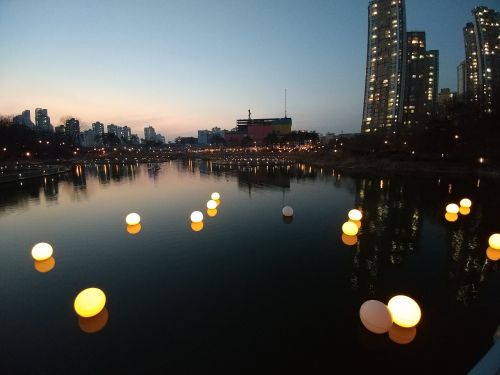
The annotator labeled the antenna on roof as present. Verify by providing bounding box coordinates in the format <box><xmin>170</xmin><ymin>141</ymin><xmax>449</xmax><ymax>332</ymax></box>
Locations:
<box><xmin>284</xmin><ymin>88</ymin><xmax>287</xmax><ymax>118</ymax></box>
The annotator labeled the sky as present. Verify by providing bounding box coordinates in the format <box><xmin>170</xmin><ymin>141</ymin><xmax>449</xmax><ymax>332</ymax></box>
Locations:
<box><xmin>0</xmin><ymin>0</ymin><xmax>498</xmax><ymax>140</ymax></box>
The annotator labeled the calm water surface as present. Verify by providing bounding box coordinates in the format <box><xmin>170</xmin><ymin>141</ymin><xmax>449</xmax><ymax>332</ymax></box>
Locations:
<box><xmin>0</xmin><ymin>160</ymin><xmax>499</xmax><ymax>374</ymax></box>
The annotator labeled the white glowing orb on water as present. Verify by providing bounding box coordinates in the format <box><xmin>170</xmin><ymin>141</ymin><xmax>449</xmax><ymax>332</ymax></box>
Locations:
<box><xmin>211</xmin><ymin>192</ymin><xmax>220</xmax><ymax>200</ymax></box>
<box><xmin>459</xmin><ymin>198</ymin><xmax>472</xmax><ymax>208</ymax></box>
<box><xmin>445</xmin><ymin>204</ymin><xmax>459</xmax><ymax>214</ymax></box>
<box><xmin>74</xmin><ymin>288</ymin><xmax>106</xmax><ymax>318</ymax></box>
<box><xmin>125</xmin><ymin>213</ymin><xmax>141</xmax><ymax>226</ymax></box>
<box><xmin>342</xmin><ymin>221</ymin><xmax>359</xmax><ymax>236</ymax></box>
<box><xmin>207</xmin><ymin>200</ymin><xmax>217</xmax><ymax>210</ymax></box>
<box><xmin>31</xmin><ymin>242</ymin><xmax>53</xmax><ymax>261</ymax></box>
<box><xmin>387</xmin><ymin>295</ymin><xmax>421</xmax><ymax>328</ymax></box>
<box><xmin>488</xmin><ymin>234</ymin><xmax>500</xmax><ymax>250</ymax></box>
<box><xmin>190</xmin><ymin>211</ymin><xmax>204</xmax><ymax>223</ymax></box>
<box><xmin>282</xmin><ymin>206</ymin><xmax>294</xmax><ymax>217</ymax></box>
<box><xmin>348</xmin><ymin>209</ymin><xmax>363</xmax><ymax>221</ymax></box>
<box><xmin>359</xmin><ymin>300</ymin><xmax>393</xmax><ymax>334</ymax></box>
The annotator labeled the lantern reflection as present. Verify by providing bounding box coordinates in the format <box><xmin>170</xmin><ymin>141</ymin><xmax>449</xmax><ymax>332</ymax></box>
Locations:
<box><xmin>127</xmin><ymin>224</ymin><xmax>142</xmax><ymax>235</ymax></box>
<box><xmin>486</xmin><ymin>247</ymin><xmax>500</xmax><ymax>261</ymax></box>
<box><xmin>207</xmin><ymin>208</ymin><xmax>218</xmax><ymax>217</ymax></box>
<box><xmin>350</xmin><ymin>220</ymin><xmax>362</xmax><ymax>229</ymax></box>
<box><xmin>191</xmin><ymin>222</ymin><xmax>204</xmax><ymax>232</ymax></box>
<box><xmin>341</xmin><ymin>234</ymin><xmax>358</xmax><ymax>246</ymax></box>
<box><xmin>388</xmin><ymin>324</ymin><xmax>417</xmax><ymax>344</ymax></box>
<box><xmin>459</xmin><ymin>207</ymin><xmax>470</xmax><ymax>216</ymax></box>
<box><xmin>445</xmin><ymin>213</ymin><xmax>458</xmax><ymax>222</ymax></box>
<box><xmin>78</xmin><ymin>307</ymin><xmax>109</xmax><ymax>334</ymax></box>
<box><xmin>34</xmin><ymin>257</ymin><xmax>56</xmax><ymax>273</ymax></box>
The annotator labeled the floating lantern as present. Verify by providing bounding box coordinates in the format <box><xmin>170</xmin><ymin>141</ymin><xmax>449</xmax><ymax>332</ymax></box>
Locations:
<box><xmin>31</xmin><ymin>242</ymin><xmax>53</xmax><ymax>261</ymax></box>
<box><xmin>341</xmin><ymin>234</ymin><xmax>358</xmax><ymax>246</ymax></box>
<box><xmin>445</xmin><ymin>203</ymin><xmax>459</xmax><ymax>214</ymax></box>
<box><xmin>445</xmin><ymin>213</ymin><xmax>458</xmax><ymax>222</ymax></box>
<box><xmin>486</xmin><ymin>247</ymin><xmax>500</xmax><ymax>261</ymax></box>
<box><xmin>488</xmin><ymin>233</ymin><xmax>500</xmax><ymax>250</ymax></box>
<box><xmin>459</xmin><ymin>207</ymin><xmax>470</xmax><ymax>216</ymax></box>
<box><xmin>387</xmin><ymin>295</ymin><xmax>421</xmax><ymax>328</ymax></box>
<box><xmin>211</xmin><ymin>192</ymin><xmax>220</xmax><ymax>200</ymax></box>
<box><xmin>79</xmin><ymin>307</ymin><xmax>109</xmax><ymax>334</ymax></box>
<box><xmin>388</xmin><ymin>324</ymin><xmax>417</xmax><ymax>345</ymax></box>
<box><xmin>348</xmin><ymin>209</ymin><xmax>363</xmax><ymax>221</ymax></box>
<box><xmin>34</xmin><ymin>257</ymin><xmax>55</xmax><ymax>273</ymax></box>
<box><xmin>207</xmin><ymin>200</ymin><xmax>217</xmax><ymax>210</ymax></box>
<box><xmin>74</xmin><ymin>288</ymin><xmax>106</xmax><ymax>318</ymax></box>
<box><xmin>191</xmin><ymin>222</ymin><xmax>204</xmax><ymax>232</ymax></box>
<box><xmin>282</xmin><ymin>206</ymin><xmax>294</xmax><ymax>217</ymax></box>
<box><xmin>127</xmin><ymin>224</ymin><xmax>142</xmax><ymax>235</ymax></box>
<box><xmin>190</xmin><ymin>211</ymin><xmax>203</xmax><ymax>223</ymax></box>
<box><xmin>342</xmin><ymin>221</ymin><xmax>359</xmax><ymax>236</ymax></box>
<box><xmin>125</xmin><ymin>213</ymin><xmax>140</xmax><ymax>226</ymax></box>
<box><xmin>359</xmin><ymin>300</ymin><xmax>393</xmax><ymax>334</ymax></box>
<box><xmin>207</xmin><ymin>208</ymin><xmax>218</xmax><ymax>217</ymax></box>
<box><xmin>459</xmin><ymin>198</ymin><xmax>472</xmax><ymax>208</ymax></box>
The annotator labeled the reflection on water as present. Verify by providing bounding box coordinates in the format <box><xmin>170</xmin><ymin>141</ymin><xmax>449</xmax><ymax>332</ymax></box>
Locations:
<box><xmin>34</xmin><ymin>257</ymin><xmax>55</xmax><ymax>273</ymax></box>
<box><xmin>0</xmin><ymin>159</ymin><xmax>499</xmax><ymax>373</ymax></box>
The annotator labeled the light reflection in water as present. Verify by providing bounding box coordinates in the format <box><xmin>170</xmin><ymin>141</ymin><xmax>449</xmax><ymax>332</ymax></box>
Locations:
<box><xmin>34</xmin><ymin>257</ymin><xmax>56</xmax><ymax>273</ymax></box>
<box><xmin>78</xmin><ymin>307</ymin><xmax>109</xmax><ymax>334</ymax></box>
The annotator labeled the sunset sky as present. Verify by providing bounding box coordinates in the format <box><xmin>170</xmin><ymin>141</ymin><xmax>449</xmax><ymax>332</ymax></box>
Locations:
<box><xmin>0</xmin><ymin>0</ymin><xmax>498</xmax><ymax>140</ymax></box>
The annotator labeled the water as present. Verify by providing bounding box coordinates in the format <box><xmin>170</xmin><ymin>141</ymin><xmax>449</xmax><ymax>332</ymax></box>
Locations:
<box><xmin>0</xmin><ymin>160</ymin><xmax>498</xmax><ymax>373</ymax></box>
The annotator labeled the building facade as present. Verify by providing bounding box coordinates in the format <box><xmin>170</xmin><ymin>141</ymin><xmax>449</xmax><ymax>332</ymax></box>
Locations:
<box><xmin>403</xmin><ymin>32</ymin><xmax>427</xmax><ymax>126</ymax></box>
<box><xmin>457</xmin><ymin>60</ymin><xmax>466</xmax><ymax>102</ymax></box>
<box><xmin>362</xmin><ymin>0</ymin><xmax>407</xmax><ymax>133</ymax></box>
<box><xmin>92</xmin><ymin>121</ymin><xmax>105</xmax><ymax>136</ymax></box>
<box><xmin>425</xmin><ymin>50</ymin><xmax>439</xmax><ymax>116</ymax></box>
<box><xmin>35</xmin><ymin>108</ymin><xmax>52</xmax><ymax>132</ymax></box>
<box><xmin>65</xmin><ymin>118</ymin><xmax>80</xmax><ymax>141</ymax></box>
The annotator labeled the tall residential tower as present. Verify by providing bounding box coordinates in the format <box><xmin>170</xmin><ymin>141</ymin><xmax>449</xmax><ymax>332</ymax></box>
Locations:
<box><xmin>362</xmin><ymin>0</ymin><xmax>407</xmax><ymax>133</ymax></box>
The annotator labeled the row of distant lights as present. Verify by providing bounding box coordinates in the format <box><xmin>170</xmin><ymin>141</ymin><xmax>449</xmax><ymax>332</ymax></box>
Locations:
<box><xmin>445</xmin><ymin>198</ymin><xmax>500</xmax><ymax>261</ymax></box>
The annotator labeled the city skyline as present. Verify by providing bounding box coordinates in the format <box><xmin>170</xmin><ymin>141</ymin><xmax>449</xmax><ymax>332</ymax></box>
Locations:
<box><xmin>0</xmin><ymin>0</ymin><xmax>498</xmax><ymax>140</ymax></box>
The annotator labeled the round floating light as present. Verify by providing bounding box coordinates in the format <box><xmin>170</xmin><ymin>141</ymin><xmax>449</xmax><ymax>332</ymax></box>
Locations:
<box><xmin>207</xmin><ymin>200</ymin><xmax>217</xmax><ymax>210</ymax></box>
<box><xmin>211</xmin><ymin>192</ymin><xmax>220</xmax><ymax>200</ymax></box>
<box><xmin>359</xmin><ymin>300</ymin><xmax>393</xmax><ymax>334</ymax></box>
<box><xmin>459</xmin><ymin>207</ymin><xmax>470</xmax><ymax>216</ymax></box>
<box><xmin>445</xmin><ymin>203</ymin><xmax>459</xmax><ymax>214</ymax></box>
<box><xmin>341</xmin><ymin>234</ymin><xmax>358</xmax><ymax>246</ymax></box>
<box><xmin>282</xmin><ymin>206</ymin><xmax>294</xmax><ymax>217</ymax></box>
<box><xmin>127</xmin><ymin>224</ymin><xmax>142</xmax><ymax>235</ymax></box>
<box><xmin>34</xmin><ymin>257</ymin><xmax>56</xmax><ymax>273</ymax></box>
<box><xmin>387</xmin><ymin>295</ymin><xmax>421</xmax><ymax>328</ymax></box>
<box><xmin>190</xmin><ymin>211</ymin><xmax>203</xmax><ymax>223</ymax></box>
<box><xmin>31</xmin><ymin>242</ymin><xmax>53</xmax><ymax>261</ymax></box>
<box><xmin>125</xmin><ymin>213</ymin><xmax>141</xmax><ymax>226</ymax></box>
<box><xmin>207</xmin><ymin>208</ymin><xmax>218</xmax><ymax>217</ymax></box>
<box><xmin>388</xmin><ymin>324</ymin><xmax>417</xmax><ymax>345</ymax></box>
<box><xmin>79</xmin><ymin>307</ymin><xmax>109</xmax><ymax>334</ymax></box>
<box><xmin>74</xmin><ymin>288</ymin><xmax>107</xmax><ymax>318</ymax></box>
<box><xmin>445</xmin><ymin>213</ymin><xmax>458</xmax><ymax>222</ymax></box>
<box><xmin>488</xmin><ymin>234</ymin><xmax>500</xmax><ymax>250</ymax></box>
<box><xmin>342</xmin><ymin>221</ymin><xmax>359</xmax><ymax>236</ymax></box>
<box><xmin>486</xmin><ymin>247</ymin><xmax>500</xmax><ymax>261</ymax></box>
<box><xmin>348</xmin><ymin>209</ymin><xmax>363</xmax><ymax>221</ymax></box>
<box><xmin>459</xmin><ymin>198</ymin><xmax>472</xmax><ymax>208</ymax></box>
<box><xmin>191</xmin><ymin>222</ymin><xmax>204</xmax><ymax>232</ymax></box>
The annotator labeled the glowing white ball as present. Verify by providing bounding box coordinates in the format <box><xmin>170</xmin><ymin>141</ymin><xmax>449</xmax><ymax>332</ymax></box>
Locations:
<box><xmin>207</xmin><ymin>200</ymin><xmax>217</xmax><ymax>210</ymax></box>
<box><xmin>459</xmin><ymin>198</ymin><xmax>472</xmax><ymax>208</ymax></box>
<box><xmin>387</xmin><ymin>295</ymin><xmax>421</xmax><ymax>328</ymax></box>
<box><xmin>359</xmin><ymin>300</ymin><xmax>393</xmax><ymax>334</ymax></box>
<box><xmin>348</xmin><ymin>209</ymin><xmax>363</xmax><ymax>221</ymax></box>
<box><xmin>126</xmin><ymin>213</ymin><xmax>141</xmax><ymax>226</ymax></box>
<box><xmin>342</xmin><ymin>221</ymin><xmax>359</xmax><ymax>236</ymax></box>
<box><xmin>31</xmin><ymin>242</ymin><xmax>53</xmax><ymax>261</ymax></box>
<box><xmin>190</xmin><ymin>211</ymin><xmax>203</xmax><ymax>223</ymax></box>
<box><xmin>211</xmin><ymin>192</ymin><xmax>220</xmax><ymax>200</ymax></box>
<box><xmin>445</xmin><ymin>203</ymin><xmax>459</xmax><ymax>214</ymax></box>
<box><xmin>489</xmin><ymin>234</ymin><xmax>500</xmax><ymax>250</ymax></box>
<box><xmin>282</xmin><ymin>206</ymin><xmax>294</xmax><ymax>217</ymax></box>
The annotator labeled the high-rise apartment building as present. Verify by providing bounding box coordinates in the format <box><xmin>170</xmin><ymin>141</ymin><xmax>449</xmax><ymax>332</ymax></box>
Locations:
<box><xmin>362</xmin><ymin>0</ymin><xmax>407</xmax><ymax>133</ymax></box>
<box><xmin>144</xmin><ymin>126</ymin><xmax>156</xmax><ymax>142</ymax></box>
<box><xmin>35</xmin><ymin>108</ymin><xmax>52</xmax><ymax>132</ymax></box>
<box><xmin>464</xmin><ymin>7</ymin><xmax>500</xmax><ymax>114</ymax></box>
<box><xmin>403</xmin><ymin>32</ymin><xmax>426</xmax><ymax>126</ymax></box>
<box><xmin>92</xmin><ymin>121</ymin><xmax>105</xmax><ymax>136</ymax></box>
<box><xmin>425</xmin><ymin>50</ymin><xmax>439</xmax><ymax>115</ymax></box>
<box><xmin>65</xmin><ymin>118</ymin><xmax>80</xmax><ymax>140</ymax></box>
<box><xmin>457</xmin><ymin>60</ymin><xmax>466</xmax><ymax>102</ymax></box>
